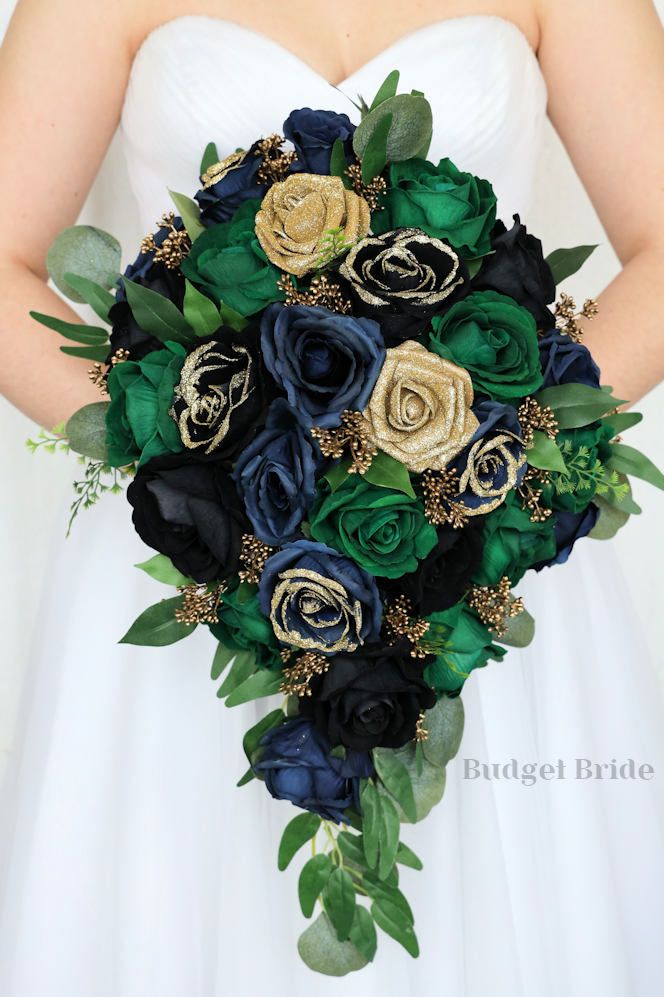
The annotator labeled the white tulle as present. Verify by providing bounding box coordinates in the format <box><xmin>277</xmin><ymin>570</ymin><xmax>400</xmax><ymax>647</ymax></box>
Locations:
<box><xmin>1</xmin><ymin>15</ymin><xmax>663</xmax><ymax>996</ymax></box>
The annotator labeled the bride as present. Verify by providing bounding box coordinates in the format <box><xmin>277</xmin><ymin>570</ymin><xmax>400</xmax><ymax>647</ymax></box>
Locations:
<box><xmin>1</xmin><ymin>1</ymin><xmax>663</xmax><ymax>994</ymax></box>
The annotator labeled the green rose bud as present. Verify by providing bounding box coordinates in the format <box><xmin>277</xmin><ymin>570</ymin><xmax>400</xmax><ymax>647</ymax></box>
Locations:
<box><xmin>309</xmin><ymin>478</ymin><xmax>438</xmax><ymax>579</ymax></box>
<box><xmin>372</xmin><ymin>157</ymin><xmax>497</xmax><ymax>259</ymax></box>
<box><xmin>105</xmin><ymin>342</ymin><xmax>186</xmax><ymax>467</ymax></box>
<box><xmin>429</xmin><ymin>290</ymin><xmax>543</xmax><ymax>401</ymax></box>
<box><xmin>546</xmin><ymin>423</ymin><xmax>615</xmax><ymax>513</ymax></box>
<box><xmin>181</xmin><ymin>199</ymin><xmax>284</xmax><ymax>316</ymax></box>
<box><xmin>209</xmin><ymin>582</ymin><xmax>282</xmax><ymax>670</ymax></box>
<box><xmin>423</xmin><ymin>602</ymin><xmax>506</xmax><ymax>695</ymax></box>
<box><xmin>473</xmin><ymin>492</ymin><xmax>556</xmax><ymax>586</ymax></box>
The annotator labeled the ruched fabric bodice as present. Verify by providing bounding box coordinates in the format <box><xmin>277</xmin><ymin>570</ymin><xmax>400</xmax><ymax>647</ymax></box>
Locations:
<box><xmin>120</xmin><ymin>15</ymin><xmax>547</xmax><ymax>230</ymax></box>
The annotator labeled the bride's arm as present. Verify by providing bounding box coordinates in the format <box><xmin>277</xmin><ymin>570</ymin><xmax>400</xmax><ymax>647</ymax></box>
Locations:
<box><xmin>538</xmin><ymin>0</ymin><xmax>664</xmax><ymax>403</ymax></box>
<box><xmin>0</xmin><ymin>0</ymin><xmax>142</xmax><ymax>428</ymax></box>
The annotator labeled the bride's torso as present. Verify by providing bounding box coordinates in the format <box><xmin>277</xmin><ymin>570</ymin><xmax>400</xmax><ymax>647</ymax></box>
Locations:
<box><xmin>120</xmin><ymin>14</ymin><xmax>547</xmax><ymax>230</ymax></box>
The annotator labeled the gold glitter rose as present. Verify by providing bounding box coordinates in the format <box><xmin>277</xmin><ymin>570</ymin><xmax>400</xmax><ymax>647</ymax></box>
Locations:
<box><xmin>254</xmin><ymin>173</ymin><xmax>370</xmax><ymax>276</ymax></box>
<box><xmin>363</xmin><ymin>340</ymin><xmax>479</xmax><ymax>473</ymax></box>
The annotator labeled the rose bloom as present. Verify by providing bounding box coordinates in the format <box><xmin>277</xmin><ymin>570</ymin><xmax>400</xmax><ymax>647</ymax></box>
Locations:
<box><xmin>254</xmin><ymin>173</ymin><xmax>370</xmax><ymax>276</ymax></box>
<box><xmin>363</xmin><ymin>340</ymin><xmax>479</xmax><ymax>472</ymax></box>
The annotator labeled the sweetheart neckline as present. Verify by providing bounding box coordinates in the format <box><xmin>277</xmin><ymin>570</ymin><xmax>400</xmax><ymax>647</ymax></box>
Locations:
<box><xmin>128</xmin><ymin>13</ymin><xmax>544</xmax><ymax>93</ymax></box>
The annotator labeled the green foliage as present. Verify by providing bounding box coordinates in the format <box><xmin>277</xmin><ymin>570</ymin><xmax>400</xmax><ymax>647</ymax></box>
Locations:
<box><xmin>606</xmin><ymin>442</ymin><xmax>664</xmax><ymax>491</ymax></box>
<box><xmin>199</xmin><ymin>141</ymin><xmax>219</xmax><ymax>175</ymax></box>
<box><xmin>123</xmin><ymin>279</ymin><xmax>194</xmax><ymax>345</ymax></box>
<box><xmin>66</xmin><ymin>459</ymin><xmax>131</xmax><ymax>536</ymax></box>
<box><xmin>361</xmin><ymin>112</ymin><xmax>392</xmax><ymax>183</ymax></box>
<box><xmin>168</xmin><ymin>189</ymin><xmax>205</xmax><ymax>242</ymax></box>
<box><xmin>353</xmin><ymin>93</ymin><xmax>433</xmax><ymax>164</ymax></box>
<box><xmin>498</xmin><ymin>607</ymin><xmax>536</xmax><ymax>648</ymax></box>
<box><xmin>315</xmin><ymin>227</ymin><xmax>356</xmax><ymax>270</ymax></box>
<box><xmin>299</xmin><ymin>854</ymin><xmax>334</xmax><ymax>917</ymax></box>
<box><xmin>119</xmin><ymin>596</ymin><xmax>194</xmax><ymax>647</ymax></box>
<box><xmin>63</xmin><ymin>273</ymin><xmax>116</xmax><ymax>324</ymax></box>
<box><xmin>552</xmin><ymin>440</ymin><xmax>629</xmax><ymax>504</ymax></box>
<box><xmin>215</xmin><ymin>649</ymin><xmax>256</xmax><ymax>698</ymax></box>
<box><xmin>47</xmin><ymin>225</ymin><xmax>121</xmax><ymax>301</ymax></box>
<box><xmin>29</xmin><ymin>310</ymin><xmax>109</xmax><ymax>346</ymax></box>
<box><xmin>329</xmin><ymin>138</ymin><xmax>350</xmax><ymax>183</ymax></box>
<box><xmin>371</xmin><ymin>897</ymin><xmax>419</xmax><ymax>958</ymax></box>
<box><xmin>369</xmin><ymin>70</ymin><xmax>400</xmax><ymax>110</ymax></box>
<box><xmin>297</xmin><ymin>913</ymin><xmax>369</xmax><ymax>976</ymax></box>
<box><xmin>545</xmin><ymin>244</ymin><xmax>597</xmax><ymax>284</ymax></box>
<box><xmin>528</xmin><ymin>431</ymin><xmax>568</xmax><ymax>474</ymax></box>
<box><xmin>588</xmin><ymin>497</ymin><xmax>631</xmax><ymax>540</ymax></box>
<box><xmin>535</xmin><ymin>383</ymin><xmax>625</xmax><ymax>429</ymax></box>
<box><xmin>348</xmin><ymin>906</ymin><xmax>378</xmax><ymax>962</ymax></box>
<box><xmin>65</xmin><ymin>401</ymin><xmax>110</xmax><ymax>461</ymax></box>
<box><xmin>183</xmin><ymin>280</ymin><xmax>222</xmax><ymax>337</ymax></box>
<box><xmin>134</xmin><ymin>553</ymin><xmax>192</xmax><ymax>587</ymax></box>
<box><xmin>25</xmin><ymin>424</ymin><xmax>69</xmax><ymax>456</ymax></box>
<box><xmin>323</xmin><ymin>867</ymin><xmax>356</xmax><ymax>941</ymax></box>
<box><xmin>371</xmin><ymin>751</ymin><xmax>417</xmax><ymax>822</ymax></box>
<box><xmin>224</xmin><ymin>667</ymin><xmax>283</xmax><ymax>707</ymax></box>
<box><xmin>242</xmin><ymin>709</ymin><xmax>285</xmax><ymax>767</ymax></box>
<box><xmin>278</xmin><ymin>812</ymin><xmax>321</xmax><ymax>871</ymax></box>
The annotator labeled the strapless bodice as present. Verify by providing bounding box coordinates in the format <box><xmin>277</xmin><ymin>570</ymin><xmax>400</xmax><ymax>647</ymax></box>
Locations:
<box><xmin>120</xmin><ymin>15</ymin><xmax>547</xmax><ymax>230</ymax></box>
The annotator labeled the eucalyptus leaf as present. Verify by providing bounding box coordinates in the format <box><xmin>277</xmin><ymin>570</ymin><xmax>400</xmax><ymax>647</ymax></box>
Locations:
<box><xmin>134</xmin><ymin>553</ymin><xmax>191</xmax><ymax>586</ymax></box>
<box><xmin>297</xmin><ymin>913</ymin><xmax>369</xmax><ymax>976</ymax></box>
<box><xmin>372</xmin><ymin>750</ymin><xmax>417</xmax><ymax>822</ymax></box>
<box><xmin>362</xmin><ymin>877</ymin><xmax>413</xmax><ymax>923</ymax></box>
<box><xmin>168</xmin><ymin>190</ymin><xmax>205</xmax><ymax>241</ymax></box>
<box><xmin>369</xmin><ymin>69</ymin><xmax>400</xmax><ymax>110</ymax></box>
<box><xmin>421</xmin><ymin>696</ymin><xmax>465</xmax><ymax>768</ymax></box>
<box><xmin>243</xmin><ymin>708</ymin><xmax>285</xmax><ymax>765</ymax></box>
<box><xmin>60</xmin><ymin>345</ymin><xmax>111</xmax><ymax>362</ymax></box>
<box><xmin>602</xmin><ymin>411</ymin><xmax>643</xmax><ymax>436</ymax></box>
<box><xmin>183</xmin><ymin>280</ymin><xmax>222</xmax><ymax>337</ymax></box>
<box><xmin>63</xmin><ymin>273</ymin><xmax>116</xmax><ymax>323</ymax></box>
<box><xmin>498</xmin><ymin>607</ymin><xmax>536</xmax><ymax>648</ymax></box>
<box><xmin>377</xmin><ymin>790</ymin><xmax>400</xmax><ymax>881</ymax></box>
<box><xmin>528</xmin><ymin>431</ymin><xmax>568</xmax><ymax>474</ymax></box>
<box><xmin>118</xmin><ymin>597</ymin><xmax>193</xmax><ymax>647</ymax></box>
<box><xmin>371</xmin><ymin>899</ymin><xmax>420</xmax><ymax>958</ymax></box>
<box><xmin>216</xmin><ymin>649</ymin><xmax>256</xmax><ymax>698</ymax></box>
<box><xmin>588</xmin><ymin>497</ymin><xmax>631</xmax><ymax>540</ymax></box>
<box><xmin>353</xmin><ymin>94</ymin><xmax>433</xmax><ymax>163</ymax></box>
<box><xmin>361</xmin><ymin>112</ymin><xmax>392</xmax><ymax>184</ymax></box>
<box><xmin>199</xmin><ymin>141</ymin><xmax>220</xmax><ymax>175</ymax></box>
<box><xmin>298</xmin><ymin>854</ymin><xmax>334</xmax><ymax>918</ymax></box>
<box><xmin>348</xmin><ymin>906</ymin><xmax>377</xmax><ymax>963</ymax></box>
<box><xmin>210</xmin><ymin>642</ymin><xmax>235</xmax><ymax>681</ymax></box>
<box><xmin>329</xmin><ymin>138</ymin><xmax>350</xmax><ymax>184</ymax></box>
<box><xmin>360</xmin><ymin>780</ymin><xmax>380</xmax><ymax>869</ymax></box>
<box><xmin>323</xmin><ymin>867</ymin><xmax>356</xmax><ymax>941</ymax></box>
<box><xmin>123</xmin><ymin>279</ymin><xmax>193</xmax><ymax>345</ymax></box>
<box><xmin>29</xmin><ymin>310</ymin><xmax>108</xmax><ymax>344</ymax></box>
<box><xmin>545</xmin><ymin>244</ymin><xmax>597</xmax><ymax>285</ymax></box>
<box><xmin>395</xmin><ymin>841</ymin><xmax>423</xmax><ymax>871</ymax></box>
<box><xmin>337</xmin><ymin>832</ymin><xmax>367</xmax><ymax>868</ymax></box>
<box><xmin>47</xmin><ymin>225</ymin><xmax>121</xmax><ymax>300</ymax></box>
<box><xmin>535</xmin><ymin>383</ymin><xmax>626</xmax><ymax>429</ymax></box>
<box><xmin>224</xmin><ymin>667</ymin><xmax>282</xmax><ymax>707</ymax></box>
<box><xmin>605</xmin><ymin>443</ymin><xmax>664</xmax><ymax>491</ymax></box>
<box><xmin>278</xmin><ymin>812</ymin><xmax>321</xmax><ymax>871</ymax></box>
<box><xmin>65</xmin><ymin>401</ymin><xmax>109</xmax><ymax>461</ymax></box>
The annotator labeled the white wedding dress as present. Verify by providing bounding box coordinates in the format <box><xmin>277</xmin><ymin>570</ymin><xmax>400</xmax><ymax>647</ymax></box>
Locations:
<box><xmin>1</xmin><ymin>15</ymin><xmax>663</xmax><ymax>997</ymax></box>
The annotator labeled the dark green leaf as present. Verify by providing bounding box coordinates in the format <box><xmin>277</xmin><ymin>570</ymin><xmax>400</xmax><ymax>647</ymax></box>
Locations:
<box><xmin>278</xmin><ymin>812</ymin><xmax>321</xmax><ymax>871</ymax></box>
<box><xmin>134</xmin><ymin>553</ymin><xmax>191</xmax><ymax>586</ymax></box>
<box><xmin>210</xmin><ymin>643</ymin><xmax>235</xmax><ymax>681</ymax></box>
<box><xmin>528</xmin><ymin>431</ymin><xmax>568</xmax><ymax>474</ymax></box>
<box><xmin>224</xmin><ymin>667</ymin><xmax>282</xmax><ymax>707</ymax></box>
<box><xmin>216</xmin><ymin>649</ymin><xmax>256</xmax><ymax>697</ymax></box>
<box><xmin>602</xmin><ymin>411</ymin><xmax>643</xmax><ymax>435</ymax></box>
<box><xmin>361</xmin><ymin>112</ymin><xmax>392</xmax><ymax>184</ymax></box>
<box><xmin>298</xmin><ymin>854</ymin><xmax>334</xmax><ymax>917</ymax></box>
<box><xmin>605</xmin><ymin>443</ymin><xmax>664</xmax><ymax>491</ymax></box>
<box><xmin>218</xmin><ymin>300</ymin><xmax>249</xmax><ymax>332</ymax></box>
<box><xmin>363</xmin><ymin>450</ymin><xmax>416</xmax><ymax>498</ymax></box>
<box><xmin>348</xmin><ymin>906</ymin><xmax>377</xmax><ymax>962</ymax></box>
<box><xmin>588</xmin><ymin>497</ymin><xmax>631</xmax><ymax>540</ymax></box>
<box><xmin>337</xmin><ymin>832</ymin><xmax>367</xmax><ymax>868</ymax></box>
<box><xmin>47</xmin><ymin>225</ymin><xmax>121</xmax><ymax>300</ymax></box>
<box><xmin>535</xmin><ymin>383</ymin><xmax>626</xmax><ymax>429</ymax></box>
<box><xmin>323</xmin><ymin>867</ymin><xmax>356</xmax><ymax>941</ymax></box>
<box><xmin>324</xmin><ymin>461</ymin><xmax>352</xmax><ymax>493</ymax></box>
<box><xmin>168</xmin><ymin>190</ymin><xmax>205</xmax><ymax>241</ymax></box>
<box><xmin>545</xmin><ymin>244</ymin><xmax>598</xmax><ymax>285</ymax></box>
<box><xmin>371</xmin><ymin>899</ymin><xmax>420</xmax><ymax>957</ymax></box>
<box><xmin>123</xmin><ymin>279</ymin><xmax>193</xmax><ymax>345</ymax></box>
<box><xmin>119</xmin><ymin>597</ymin><xmax>193</xmax><ymax>646</ymax></box>
<box><xmin>395</xmin><ymin>841</ymin><xmax>423</xmax><ymax>871</ymax></box>
<box><xmin>377</xmin><ymin>791</ymin><xmax>400</xmax><ymax>880</ymax></box>
<box><xmin>65</xmin><ymin>401</ymin><xmax>109</xmax><ymax>461</ymax></box>
<box><xmin>183</xmin><ymin>280</ymin><xmax>221</xmax><ymax>337</ymax></box>
<box><xmin>360</xmin><ymin>781</ymin><xmax>380</xmax><ymax>869</ymax></box>
<box><xmin>236</xmin><ymin>767</ymin><xmax>255</xmax><ymax>787</ymax></box>
<box><xmin>200</xmin><ymin>141</ymin><xmax>219</xmax><ymax>175</ymax></box>
<box><xmin>242</xmin><ymin>708</ymin><xmax>284</xmax><ymax>764</ymax></box>
<box><xmin>29</xmin><ymin>311</ymin><xmax>108</xmax><ymax>344</ymax></box>
<box><xmin>63</xmin><ymin>273</ymin><xmax>116</xmax><ymax>323</ymax></box>
<box><xmin>362</xmin><ymin>877</ymin><xmax>413</xmax><ymax>923</ymax></box>
<box><xmin>329</xmin><ymin>138</ymin><xmax>349</xmax><ymax>182</ymax></box>
<box><xmin>297</xmin><ymin>913</ymin><xmax>369</xmax><ymax>976</ymax></box>
<box><xmin>372</xmin><ymin>750</ymin><xmax>417</xmax><ymax>822</ymax></box>
<box><xmin>60</xmin><ymin>344</ymin><xmax>110</xmax><ymax>362</ymax></box>
<box><xmin>369</xmin><ymin>69</ymin><xmax>400</xmax><ymax>110</ymax></box>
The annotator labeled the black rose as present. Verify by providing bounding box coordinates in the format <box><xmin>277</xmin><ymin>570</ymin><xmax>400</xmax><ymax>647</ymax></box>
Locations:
<box><xmin>194</xmin><ymin>144</ymin><xmax>268</xmax><ymax>226</ymax></box>
<box><xmin>127</xmin><ymin>452</ymin><xmax>249</xmax><ymax>583</ymax></box>
<box><xmin>170</xmin><ymin>324</ymin><xmax>275</xmax><ymax>460</ymax></box>
<box><xmin>381</xmin><ymin>519</ymin><xmax>485</xmax><ymax>617</ymax></box>
<box><xmin>299</xmin><ymin>641</ymin><xmax>437</xmax><ymax>751</ymax></box>
<box><xmin>283</xmin><ymin>107</ymin><xmax>355</xmax><ymax>175</ymax></box>
<box><xmin>473</xmin><ymin>214</ymin><xmax>555</xmax><ymax>329</ymax></box>
<box><xmin>108</xmin><ymin>220</ymin><xmax>186</xmax><ymax>361</ymax></box>
<box><xmin>338</xmin><ymin>227</ymin><xmax>469</xmax><ymax>345</ymax></box>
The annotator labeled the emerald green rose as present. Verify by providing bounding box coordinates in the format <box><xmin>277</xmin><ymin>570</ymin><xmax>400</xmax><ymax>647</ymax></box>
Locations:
<box><xmin>105</xmin><ymin>342</ymin><xmax>186</xmax><ymax>467</ymax></box>
<box><xmin>181</xmin><ymin>199</ymin><xmax>284</xmax><ymax>316</ymax></box>
<box><xmin>473</xmin><ymin>492</ymin><xmax>557</xmax><ymax>586</ymax></box>
<box><xmin>547</xmin><ymin>422</ymin><xmax>615</xmax><ymax>513</ymax></box>
<box><xmin>309</xmin><ymin>478</ymin><xmax>438</xmax><ymax>578</ymax></box>
<box><xmin>423</xmin><ymin>602</ymin><xmax>506</xmax><ymax>695</ymax></box>
<box><xmin>209</xmin><ymin>583</ymin><xmax>282</xmax><ymax>670</ymax></box>
<box><xmin>429</xmin><ymin>290</ymin><xmax>543</xmax><ymax>401</ymax></box>
<box><xmin>372</xmin><ymin>157</ymin><xmax>497</xmax><ymax>259</ymax></box>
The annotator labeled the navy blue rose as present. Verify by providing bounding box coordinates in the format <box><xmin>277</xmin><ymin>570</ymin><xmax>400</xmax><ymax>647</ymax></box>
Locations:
<box><xmin>259</xmin><ymin>539</ymin><xmax>382</xmax><ymax>656</ymax></box>
<box><xmin>194</xmin><ymin>142</ymin><xmax>268</xmax><ymax>226</ymax></box>
<box><xmin>233</xmin><ymin>399</ymin><xmax>320</xmax><ymax>546</ymax></box>
<box><xmin>452</xmin><ymin>400</ymin><xmax>527</xmax><ymax>515</ymax></box>
<box><xmin>539</xmin><ymin>330</ymin><xmax>601</xmax><ymax>389</ymax></box>
<box><xmin>254</xmin><ymin>717</ymin><xmax>373</xmax><ymax>823</ymax></box>
<box><xmin>109</xmin><ymin>218</ymin><xmax>185</xmax><ymax>361</ymax></box>
<box><xmin>283</xmin><ymin>107</ymin><xmax>355</xmax><ymax>175</ymax></box>
<box><xmin>534</xmin><ymin>504</ymin><xmax>599</xmax><ymax>569</ymax></box>
<box><xmin>260</xmin><ymin>304</ymin><xmax>385</xmax><ymax>428</ymax></box>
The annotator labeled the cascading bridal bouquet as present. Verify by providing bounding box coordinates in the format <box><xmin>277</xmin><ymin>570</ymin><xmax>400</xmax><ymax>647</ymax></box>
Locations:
<box><xmin>29</xmin><ymin>70</ymin><xmax>664</xmax><ymax>975</ymax></box>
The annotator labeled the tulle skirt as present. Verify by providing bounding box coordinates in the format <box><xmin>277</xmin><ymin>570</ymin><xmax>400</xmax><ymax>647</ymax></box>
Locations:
<box><xmin>1</xmin><ymin>493</ymin><xmax>663</xmax><ymax>997</ymax></box>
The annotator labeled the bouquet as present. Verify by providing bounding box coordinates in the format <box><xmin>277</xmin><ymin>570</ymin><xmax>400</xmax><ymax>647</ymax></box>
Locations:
<box><xmin>29</xmin><ymin>70</ymin><xmax>664</xmax><ymax>975</ymax></box>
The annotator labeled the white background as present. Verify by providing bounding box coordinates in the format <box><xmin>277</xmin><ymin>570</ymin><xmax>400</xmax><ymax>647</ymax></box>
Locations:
<box><xmin>1</xmin><ymin>2</ymin><xmax>663</xmax><ymax>789</ymax></box>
